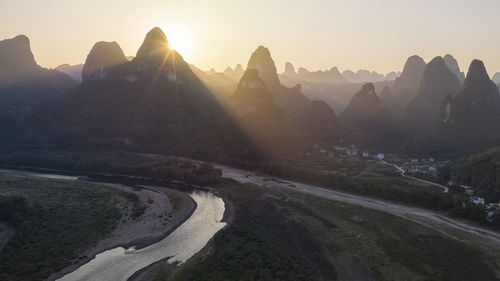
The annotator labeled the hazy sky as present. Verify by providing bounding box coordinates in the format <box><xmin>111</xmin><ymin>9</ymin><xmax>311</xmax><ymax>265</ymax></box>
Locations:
<box><xmin>2</xmin><ymin>0</ymin><xmax>500</xmax><ymax>75</ymax></box>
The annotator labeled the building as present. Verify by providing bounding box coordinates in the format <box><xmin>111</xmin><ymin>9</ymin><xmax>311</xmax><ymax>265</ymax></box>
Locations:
<box><xmin>362</xmin><ymin>152</ymin><xmax>369</xmax><ymax>157</ymax></box>
<box><xmin>320</xmin><ymin>149</ymin><xmax>327</xmax><ymax>153</ymax></box>
<box><xmin>411</xmin><ymin>159</ymin><xmax>418</xmax><ymax>163</ymax></box>
<box><xmin>472</xmin><ymin>196</ymin><xmax>485</xmax><ymax>205</ymax></box>
<box><xmin>429</xmin><ymin>157</ymin><xmax>435</xmax><ymax>162</ymax></box>
<box><xmin>377</xmin><ymin>153</ymin><xmax>384</xmax><ymax>160</ymax></box>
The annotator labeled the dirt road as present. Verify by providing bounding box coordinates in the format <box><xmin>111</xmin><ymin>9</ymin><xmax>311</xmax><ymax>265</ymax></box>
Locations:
<box><xmin>215</xmin><ymin>164</ymin><xmax>500</xmax><ymax>254</ymax></box>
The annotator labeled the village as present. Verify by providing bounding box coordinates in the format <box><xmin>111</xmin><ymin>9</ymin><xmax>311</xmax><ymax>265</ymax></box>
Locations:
<box><xmin>313</xmin><ymin>143</ymin><xmax>500</xmax><ymax>221</ymax></box>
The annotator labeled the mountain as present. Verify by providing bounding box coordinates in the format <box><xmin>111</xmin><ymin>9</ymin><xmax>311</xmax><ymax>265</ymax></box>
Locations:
<box><xmin>403</xmin><ymin>56</ymin><xmax>461</xmax><ymax>132</ymax></box>
<box><xmin>222</xmin><ymin>64</ymin><xmax>244</xmax><ymax>81</ymax></box>
<box><xmin>385</xmin><ymin>71</ymin><xmax>401</xmax><ymax>80</ymax></box>
<box><xmin>379</xmin><ymin>85</ymin><xmax>394</xmax><ymax>109</ymax></box>
<box><xmin>292</xmin><ymin>100</ymin><xmax>342</xmax><ymax>144</ymax></box>
<box><xmin>392</xmin><ymin>55</ymin><xmax>426</xmax><ymax>109</ymax></box>
<box><xmin>55</xmin><ymin>64</ymin><xmax>84</xmax><ymax>83</ymax></box>
<box><xmin>230</xmin><ymin>69</ymin><xmax>298</xmax><ymax>154</ymax></box>
<box><xmin>491</xmin><ymin>72</ymin><xmax>500</xmax><ymax>84</ymax></box>
<box><xmin>27</xmin><ymin>27</ymin><xmax>257</xmax><ymax>161</ymax></box>
<box><xmin>246</xmin><ymin>46</ymin><xmax>309</xmax><ymax>113</ymax></box>
<box><xmin>441</xmin><ymin>60</ymin><xmax>500</xmax><ymax>131</ymax></box>
<box><xmin>246</xmin><ymin>47</ymin><xmax>342</xmax><ymax>144</ymax></box>
<box><xmin>443</xmin><ymin>54</ymin><xmax>465</xmax><ymax>84</ymax></box>
<box><xmin>284</xmin><ymin>64</ymin><xmax>347</xmax><ymax>84</ymax></box>
<box><xmin>342</xmin><ymin>69</ymin><xmax>385</xmax><ymax>83</ymax></box>
<box><xmin>339</xmin><ymin>83</ymin><xmax>394</xmax><ymax>145</ymax></box>
<box><xmin>420</xmin><ymin>60</ymin><xmax>500</xmax><ymax>157</ymax></box>
<box><xmin>0</xmin><ymin>35</ymin><xmax>76</xmax><ymax>115</ymax></box>
<box><xmin>81</xmin><ymin>41</ymin><xmax>127</xmax><ymax>81</ymax></box>
<box><xmin>284</xmin><ymin>62</ymin><xmax>296</xmax><ymax>76</ymax></box>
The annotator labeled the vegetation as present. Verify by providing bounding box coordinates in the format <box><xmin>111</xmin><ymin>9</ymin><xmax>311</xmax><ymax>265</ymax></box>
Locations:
<box><xmin>0</xmin><ymin>149</ymin><xmax>222</xmax><ymax>186</ymax></box>
<box><xmin>0</xmin><ymin>175</ymin><xmax>128</xmax><ymax>281</ymax></box>
<box><xmin>166</xmin><ymin>183</ymin><xmax>500</xmax><ymax>281</ymax></box>
<box><xmin>449</xmin><ymin>146</ymin><xmax>500</xmax><ymax>202</ymax></box>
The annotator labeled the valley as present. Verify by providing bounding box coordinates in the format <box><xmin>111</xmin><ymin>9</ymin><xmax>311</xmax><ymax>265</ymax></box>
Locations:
<box><xmin>2</xmin><ymin>3</ymin><xmax>500</xmax><ymax>280</ymax></box>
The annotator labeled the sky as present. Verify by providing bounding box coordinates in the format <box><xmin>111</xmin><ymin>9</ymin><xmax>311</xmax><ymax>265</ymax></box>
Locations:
<box><xmin>2</xmin><ymin>0</ymin><xmax>500</xmax><ymax>75</ymax></box>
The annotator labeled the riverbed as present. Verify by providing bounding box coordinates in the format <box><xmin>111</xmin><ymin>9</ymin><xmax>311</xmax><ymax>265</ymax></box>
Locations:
<box><xmin>56</xmin><ymin>191</ymin><xmax>226</xmax><ymax>281</ymax></box>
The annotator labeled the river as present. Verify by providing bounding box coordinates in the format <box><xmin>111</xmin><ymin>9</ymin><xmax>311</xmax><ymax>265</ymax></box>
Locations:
<box><xmin>0</xmin><ymin>168</ymin><xmax>226</xmax><ymax>281</ymax></box>
<box><xmin>57</xmin><ymin>191</ymin><xmax>226</xmax><ymax>281</ymax></box>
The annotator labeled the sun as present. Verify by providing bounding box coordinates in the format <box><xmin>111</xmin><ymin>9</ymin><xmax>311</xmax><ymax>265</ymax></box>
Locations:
<box><xmin>162</xmin><ymin>24</ymin><xmax>196</xmax><ymax>59</ymax></box>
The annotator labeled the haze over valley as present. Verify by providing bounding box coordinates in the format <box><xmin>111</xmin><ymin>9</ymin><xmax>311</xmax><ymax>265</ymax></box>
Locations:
<box><xmin>1</xmin><ymin>1</ymin><xmax>500</xmax><ymax>281</ymax></box>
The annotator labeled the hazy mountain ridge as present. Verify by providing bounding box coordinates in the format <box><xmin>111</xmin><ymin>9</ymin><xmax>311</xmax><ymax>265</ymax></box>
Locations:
<box><xmin>0</xmin><ymin>35</ymin><xmax>76</xmax><ymax>115</ymax></box>
<box><xmin>25</xmin><ymin>28</ymin><xmax>259</xmax><ymax>161</ymax></box>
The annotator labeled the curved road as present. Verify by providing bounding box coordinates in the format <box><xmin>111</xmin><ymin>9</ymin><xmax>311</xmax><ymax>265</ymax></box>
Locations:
<box><xmin>376</xmin><ymin>160</ymin><xmax>449</xmax><ymax>193</ymax></box>
<box><xmin>213</xmin><ymin>163</ymin><xmax>500</xmax><ymax>255</ymax></box>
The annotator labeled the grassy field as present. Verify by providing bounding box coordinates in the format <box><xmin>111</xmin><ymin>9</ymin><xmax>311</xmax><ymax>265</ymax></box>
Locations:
<box><xmin>0</xmin><ymin>175</ymin><xmax>135</xmax><ymax>281</ymax></box>
<box><xmin>166</xmin><ymin>182</ymin><xmax>500</xmax><ymax>281</ymax></box>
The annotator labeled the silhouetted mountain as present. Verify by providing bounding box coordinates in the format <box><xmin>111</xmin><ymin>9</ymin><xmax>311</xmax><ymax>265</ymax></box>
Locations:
<box><xmin>27</xmin><ymin>27</ymin><xmax>257</xmax><ymax>161</ymax></box>
<box><xmin>292</xmin><ymin>100</ymin><xmax>342</xmax><ymax>144</ymax></box>
<box><xmin>419</xmin><ymin>60</ymin><xmax>500</xmax><ymax>157</ymax></box>
<box><xmin>246</xmin><ymin>46</ymin><xmax>309</xmax><ymax>113</ymax></box>
<box><xmin>340</xmin><ymin>83</ymin><xmax>394</xmax><ymax>145</ymax></box>
<box><xmin>393</xmin><ymin>55</ymin><xmax>426</xmax><ymax>109</ymax></box>
<box><xmin>285</xmin><ymin>65</ymin><xmax>346</xmax><ymax>84</ymax></box>
<box><xmin>82</xmin><ymin>41</ymin><xmax>127</xmax><ymax>81</ymax></box>
<box><xmin>189</xmin><ymin>64</ymin><xmax>237</xmax><ymax>99</ymax></box>
<box><xmin>379</xmin><ymin>85</ymin><xmax>394</xmax><ymax>109</ymax></box>
<box><xmin>0</xmin><ymin>35</ymin><xmax>76</xmax><ymax>114</ymax></box>
<box><xmin>231</xmin><ymin>69</ymin><xmax>298</xmax><ymax>154</ymax></box>
<box><xmin>247</xmin><ymin>46</ymin><xmax>282</xmax><ymax>89</ymax></box>
<box><xmin>284</xmin><ymin>62</ymin><xmax>296</xmax><ymax>76</ymax></box>
<box><xmin>441</xmin><ymin>60</ymin><xmax>500</xmax><ymax>131</ymax></box>
<box><xmin>222</xmin><ymin>64</ymin><xmax>244</xmax><ymax>81</ymax></box>
<box><xmin>246</xmin><ymin>47</ymin><xmax>342</xmax><ymax>144</ymax></box>
<box><xmin>403</xmin><ymin>56</ymin><xmax>461</xmax><ymax>132</ymax></box>
<box><xmin>342</xmin><ymin>69</ymin><xmax>385</xmax><ymax>83</ymax></box>
<box><xmin>491</xmin><ymin>72</ymin><xmax>500</xmax><ymax>84</ymax></box>
<box><xmin>55</xmin><ymin>64</ymin><xmax>84</xmax><ymax>83</ymax></box>
<box><xmin>443</xmin><ymin>54</ymin><xmax>465</xmax><ymax>84</ymax></box>
<box><xmin>385</xmin><ymin>71</ymin><xmax>401</xmax><ymax>80</ymax></box>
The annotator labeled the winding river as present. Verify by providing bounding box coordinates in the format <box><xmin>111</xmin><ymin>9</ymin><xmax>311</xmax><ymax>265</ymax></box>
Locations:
<box><xmin>0</xmin><ymin>168</ymin><xmax>226</xmax><ymax>281</ymax></box>
<box><xmin>57</xmin><ymin>191</ymin><xmax>226</xmax><ymax>281</ymax></box>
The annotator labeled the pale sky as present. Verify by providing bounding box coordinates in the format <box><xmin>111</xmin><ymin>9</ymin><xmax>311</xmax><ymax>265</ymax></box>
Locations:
<box><xmin>2</xmin><ymin>0</ymin><xmax>500</xmax><ymax>75</ymax></box>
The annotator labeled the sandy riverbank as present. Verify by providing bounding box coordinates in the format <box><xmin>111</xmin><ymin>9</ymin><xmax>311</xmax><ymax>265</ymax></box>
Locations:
<box><xmin>47</xmin><ymin>184</ymin><xmax>196</xmax><ymax>281</ymax></box>
<box><xmin>128</xmin><ymin>191</ymin><xmax>234</xmax><ymax>281</ymax></box>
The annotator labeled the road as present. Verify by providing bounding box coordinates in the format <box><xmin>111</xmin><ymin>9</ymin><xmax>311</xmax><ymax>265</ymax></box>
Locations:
<box><xmin>376</xmin><ymin>160</ymin><xmax>450</xmax><ymax>193</ymax></box>
<box><xmin>214</xmin><ymin>163</ymin><xmax>500</xmax><ymax>254</ymax></box>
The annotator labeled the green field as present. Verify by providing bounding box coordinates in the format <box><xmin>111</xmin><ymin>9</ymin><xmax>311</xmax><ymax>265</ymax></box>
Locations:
<box><xmin>0</xmin><ymin>175</ymin><xmax>134</xmax><ymax>281</ymax></box>
<box><xmin>168</xmin><ymin>182</ymin><xmax>500</xmax><ymax>281</ymax></box>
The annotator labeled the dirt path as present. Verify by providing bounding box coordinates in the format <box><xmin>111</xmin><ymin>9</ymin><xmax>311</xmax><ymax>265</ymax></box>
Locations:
<box><xmin>214</xmin><ymin>164</ymin><xmax>500</xmax><ymax>255</ymax></box>
<box><xmin>377</xmin><ymin>160</ymin><xmax>449</xmax><ymax>193</ymax></box>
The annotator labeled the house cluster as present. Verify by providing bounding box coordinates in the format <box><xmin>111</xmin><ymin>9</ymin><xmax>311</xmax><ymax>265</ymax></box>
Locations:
<box><xmin>332</xmin><ymin>145</ymin><xmax>384</xmax><ymax>160</ymax></box>
<box><xmin>401</xmin><ymin>158</ymin><xmax>439</xmax><ymax>175</ymax></box>
<box><xmin>458</xmin><ymin>184</ymin><xmax>500</xmax><ymax>220</ymax></box>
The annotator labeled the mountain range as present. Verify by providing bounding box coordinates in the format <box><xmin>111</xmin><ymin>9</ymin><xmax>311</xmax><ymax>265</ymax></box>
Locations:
<box><xmin>2</xmin><ymin>29</ymin><xmax>500</xmax><ymax>159</ymax></box>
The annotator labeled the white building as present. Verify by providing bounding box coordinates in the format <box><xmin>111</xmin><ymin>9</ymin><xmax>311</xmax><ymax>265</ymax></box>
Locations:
<box><xmin>377</xmin><ymin>153</ymin><xmax>384</xmax><ymax>160</ymax></box>
<box><xmin>362</xmin><ymin>152</ymin><xmax>369</xmax><ymax>157</ymax></box>
<box><xmin>472</xmin><ymin>197</ymin><xmax>485</xmax><ymax>205</ymax></box>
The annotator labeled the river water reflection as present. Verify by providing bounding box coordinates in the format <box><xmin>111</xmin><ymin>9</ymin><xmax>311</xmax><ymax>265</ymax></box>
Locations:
<box><xmin>57</xmin><ymin>191</ymin><xmax>226</xmax><ymax>281</ymax></box>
